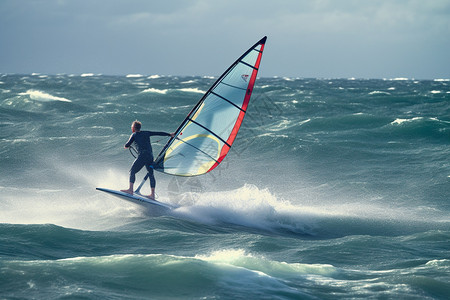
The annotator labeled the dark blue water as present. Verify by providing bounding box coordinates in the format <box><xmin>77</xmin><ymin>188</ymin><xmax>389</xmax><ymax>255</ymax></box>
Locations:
<box><xmin>1</xmin><ymin>74</ymin><xmax>449</xmax><ymax>299</ymax></box>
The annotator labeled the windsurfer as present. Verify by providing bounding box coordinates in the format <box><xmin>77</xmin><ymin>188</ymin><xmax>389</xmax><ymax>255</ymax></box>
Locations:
<box><xmin>121</xmin><ymin>120</ymin><xmax>174</xmax><ymax>199</ymax></box>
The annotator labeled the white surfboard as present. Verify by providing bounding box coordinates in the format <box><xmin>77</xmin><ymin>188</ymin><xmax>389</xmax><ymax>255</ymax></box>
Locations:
<box><xmin>96</xmin><ymin>187</ymin><xmax>176</xmax><ymax>209</ymax></box>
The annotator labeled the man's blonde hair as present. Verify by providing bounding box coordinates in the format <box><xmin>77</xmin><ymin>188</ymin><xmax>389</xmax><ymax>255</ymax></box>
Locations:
<box><xmin>132</xmin><ymin>120</ymin><xmax>142</xmax><ymax>131</ymax></box>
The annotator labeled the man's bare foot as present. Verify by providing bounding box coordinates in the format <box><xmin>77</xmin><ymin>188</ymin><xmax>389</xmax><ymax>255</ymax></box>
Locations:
<box><xmin>120</xmin><ymin>189</ymin><xmax>133</xmax><ymax>195</ymax></box>
<box><xmin>146</xmin><ymin>194</ymin><xmax>155</xmax><ymax>200</ymax></box>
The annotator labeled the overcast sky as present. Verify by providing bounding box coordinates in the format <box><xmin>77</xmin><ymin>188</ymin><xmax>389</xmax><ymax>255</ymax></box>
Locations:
<box><xmin>1</xmin><ymin>0</ymin><xmax>449</xmax><ymax>79</ymax></box>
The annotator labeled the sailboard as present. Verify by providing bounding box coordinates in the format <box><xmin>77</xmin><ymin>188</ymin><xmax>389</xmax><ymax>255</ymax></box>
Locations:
<box><xmin>97</xmin><ymin>36</ymin><xmax>267</xmax><ymax>208</ymax></box>
<box><xmin>96</xmin><ymin>188</ymin><xmax>176</xmax><ymax>209</ymax></box>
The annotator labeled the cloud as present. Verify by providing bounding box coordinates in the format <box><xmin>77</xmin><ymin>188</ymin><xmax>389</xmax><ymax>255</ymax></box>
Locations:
<box><xmin>0</xmin><ymin>0</ymin><xmax>449</xmax><ymax>78</ymax></box>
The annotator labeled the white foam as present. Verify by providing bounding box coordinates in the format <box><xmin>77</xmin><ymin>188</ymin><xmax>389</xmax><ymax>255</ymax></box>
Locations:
<box><xmin>181</xmin><ymin>80</ymin><xmax>197</xmax><ymax>84</ymax></box>
<box><xmin>20</xmin><ymin>90</ymin><xmax>72</xmax><ymax>102</ymax></box>
<box><xmin>391</xmin><ymin>117</ymin><xmax>422</xmax><ymax>125</ymax></box>
<box><xmin>141</xmin><ymin>88</ymin><xmax>168</xmax><ymax>94</ymax></box>
<box><xmin>80</xmin><ymin>73</ymin><xmax>94</xmax><ymax>77</ymax></box>
<box><xmin>171</xmin><ymin>184</ymin><xmax>317</xmax><ymax>234</ymax></box>
<box><xmin>126</xmin><ymin>74</ymin><xmax>144</xmax><ymax>78</ymax></box>
<box><xmin>369</xmin><ymin>91</ymin><xmax>391</xmax><ymax>95</ymax></box>
<box><xmin>196</xmin><ymin>249</ymin><xmax>336</xmax><ymax>277</ymax></box>
<box><xmin>177</xmin><ymin>88</ymin><xmax>205</xmax><ymax>94</ymax></box>
<box><xmin>148</xmin><ymin>75</ymin><xmax>161</xmax><ymax>79</ymax></box>
<box><xmin>268</xmin><ymin>119</ymin><xmax>297</xmax><ymax>131</ymax></box>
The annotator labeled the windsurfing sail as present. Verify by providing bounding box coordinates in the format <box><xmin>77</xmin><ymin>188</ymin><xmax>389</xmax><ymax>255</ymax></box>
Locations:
<box><xmin>153</xmin><ymin>36</ymin><xmax>267</xmax><ymax>176</ymax></box>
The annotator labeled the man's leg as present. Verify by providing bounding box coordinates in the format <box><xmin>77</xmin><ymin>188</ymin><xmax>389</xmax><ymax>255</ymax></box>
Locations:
<box><xmin>146</xmin><ymin>164</ymin><xmax>156</xmax><ymax>199</ymax></box>
<box><xmin>121</xmin><ymin>157</ymin><xmax>145</xmax><ymax>194</ymax></box>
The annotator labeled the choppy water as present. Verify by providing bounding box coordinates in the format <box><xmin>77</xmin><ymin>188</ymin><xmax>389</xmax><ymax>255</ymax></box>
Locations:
<box><xmin>1</xmin><ymin>74</ymin><xmax>449</xmax><ymax>299</ymax></box>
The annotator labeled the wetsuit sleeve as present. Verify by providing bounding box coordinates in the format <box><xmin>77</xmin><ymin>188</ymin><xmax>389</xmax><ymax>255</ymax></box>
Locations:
<box><xmin>147</xmin><ymin>131</ymin><xmax>171</xmax><ymax>137</ymax></box>
<box><xmin>124</xmin><ymin>133</ymin><xmax>135</xmax><ymax>148</ymax></box>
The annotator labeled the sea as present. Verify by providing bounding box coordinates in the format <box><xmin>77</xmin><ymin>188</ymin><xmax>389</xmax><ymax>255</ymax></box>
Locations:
<box><xmin>0</xmin><ymin>73</ymin><xmax>449</xmax><ymax>299</ymax></box>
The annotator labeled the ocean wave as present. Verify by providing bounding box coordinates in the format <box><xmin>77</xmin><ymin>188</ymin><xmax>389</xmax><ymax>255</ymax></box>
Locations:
<box><xmin>391</xmin><ymin>117</ymin><xmax>423</xmax><ymax>125</ymax></box>
<box><xmin>3</xmin><ymin>234</ymin><xmax>446</xmax><ymax>299</ymax></box>
<box><xmin>266</xmin><ymin>118</ymin><xmax>310</xmax><ymax>132</ymax></box>
<box><xmin>141</xmin><ymin>87</ymin><xmax>168</xmax><ymax>94</ymax></box>
<box><xmin>389</xmin><ymin>117</ymin><xmax>450</xmax><ymax>132</ymax></box>
<box><xmin>369</xmin><ymin>90</ymin><xmax>391</xmax><ymax>95</ymax></box>
<box><xmin>19</xmin><ymin>90</ymin><xmax>71</xmax><ymax>102</ymax></box>
<box><xmin>0</xmin><ymin>250</ymin><xmax>315</xmax><ymax>299</ymax></box>
<box><xmin>126</xmin><ymin>74</ymin><xmax>144</xmax><ymax>78</ymax></box>
<box><xmin>301</xmin><ymin>114</ymin><xmax>389</xmax><ymax>132</ymax></box>
<box><xmin>170</xmin><ymin>184</ymin><xmax>317</xmax><ymax>235</ymax></box>
<box><xmin>141</xmin><ymin>87</ymin><xmax>206</xmax><ymax>95</ymax></box>
<box><xmin>181</xmin><ymin>80</ymin><xmax>197</xmax><ymax>84</ymax></box>
<box><xmin>196</xmin><ymin>249</ymin><xmax>336</xmax><ymax>278</ymax></box>
<box><xmin>178</xmin><ymin>87</ymin><xmax>205</xmax><ymax>94</ymax></box>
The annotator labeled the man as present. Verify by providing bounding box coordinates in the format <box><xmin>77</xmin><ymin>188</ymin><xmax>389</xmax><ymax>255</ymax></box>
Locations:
<box><xmin>121</xmin><ymin>120</ymin><xmax>174</xmax><ymax>199</ymax></box>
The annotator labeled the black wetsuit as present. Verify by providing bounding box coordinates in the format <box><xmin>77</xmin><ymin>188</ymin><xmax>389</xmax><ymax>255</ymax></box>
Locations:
<box><xmin>125</xmin><ymin>131</ymin><xmax>170</xmax><ymax>188</ymax></box>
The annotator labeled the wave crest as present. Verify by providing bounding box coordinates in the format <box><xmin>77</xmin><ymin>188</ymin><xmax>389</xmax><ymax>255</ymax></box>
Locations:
<box><xmin>171</xmin><ymin>184</ymin><xmax>317</xmax><ymax>235</ymax></box>
<box><xmin>19</xmin><ymin>90</ymin><xmax>72</xmax><ymax>102</ymax></box>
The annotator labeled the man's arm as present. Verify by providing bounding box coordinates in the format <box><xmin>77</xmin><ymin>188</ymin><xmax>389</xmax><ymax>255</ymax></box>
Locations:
<box><xmin>124</xmin><ymin>133</ymin><xmax>135</xmax><ymax>149</ymax></box>
<box><xmin>148</xmin><ymin>131</ymin><xmax>175</xmax><ymax>137</ymax></box>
